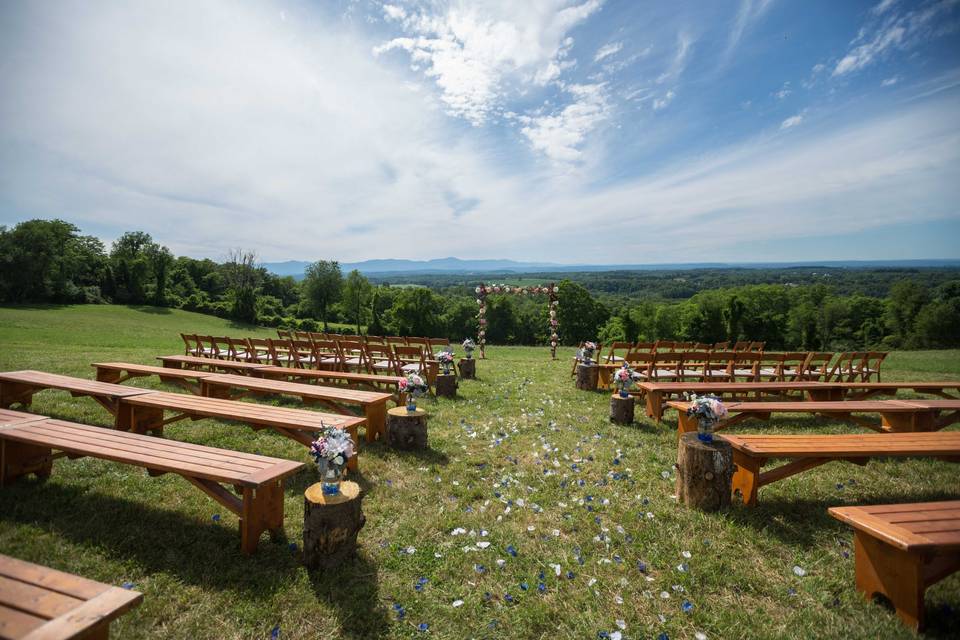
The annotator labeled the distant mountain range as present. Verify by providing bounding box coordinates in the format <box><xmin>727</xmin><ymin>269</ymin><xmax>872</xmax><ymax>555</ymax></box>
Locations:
<box><xmin>262</xmin><ymin>257</ymin><xmax>960</xmax><ymax>279</ymax></box>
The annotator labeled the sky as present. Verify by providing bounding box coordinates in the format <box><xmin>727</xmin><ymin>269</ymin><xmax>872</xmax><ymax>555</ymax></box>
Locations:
<box><xmin>1</xmin><ymin>0</ymin><xmax>959</xmax><ymax>264</ymax></box>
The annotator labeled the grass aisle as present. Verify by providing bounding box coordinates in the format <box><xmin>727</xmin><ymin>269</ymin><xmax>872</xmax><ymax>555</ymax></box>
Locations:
<box><xmin>0</xmin><ymin>305</ymin><xmax>958</xmax><ymax>639</ymax></box>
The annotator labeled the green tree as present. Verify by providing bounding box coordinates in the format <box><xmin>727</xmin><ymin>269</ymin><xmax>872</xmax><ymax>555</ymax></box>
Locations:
<box><xmin>110</xmin><ymin>231</ymin><xmax>153</xmax><ymax>304</ymax></box>
<box><xmin>223</xmin><ymin>249</ymin><xmax>260</xmax><ymax>324</ymax></box>
<box><xmin>885</xmin><ymin>279</ymin><xmax>930</xmax><ymax>346</ymax></box>
<box><xmin>387</xmin><ymin>287</ymin><xmax>444</xmax><ymax>337</ymax></box>
<box><xmin>301</xmin><ymin>260</ymin><xmax>343</xmax><ymax>331</ymax></box>
<box><xmin>145</xmin><ymin>243</ymin><xmax>174</xmax><ymax>305</ymax></box>
<box><xmin>342</xmin><ymin>270</ymin><xmax>372</xmax><ymax>334</ymax></box>
<box><xmin>557</xmin><ymin>280</ymin><xmax>608</xmax><ymax>345</ymax></box>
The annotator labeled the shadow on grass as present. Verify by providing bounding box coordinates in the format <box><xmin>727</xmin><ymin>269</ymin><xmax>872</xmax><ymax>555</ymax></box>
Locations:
<box><xmin>0</xmin><ymin>478</ymin><xmax>300</xmax><ymax>593</ymax></box>
<box><xmin>126</xmin><ymin>305</ymin><xmax>173</xmax><ymax>315</ymax></box>
<box><xmin>362</xmin><ymin>440</ymin><xmax>451</xmax><ymax>467</ymax></box>
<box><xmin>308</xmin><ymin>553</ymin><xmax>389</xmax><ymax>640</ymax></box>
<box><xmin>725</xmin><ymin>490</ymin><xmax>960</xmax><ymax>547</ymax></box>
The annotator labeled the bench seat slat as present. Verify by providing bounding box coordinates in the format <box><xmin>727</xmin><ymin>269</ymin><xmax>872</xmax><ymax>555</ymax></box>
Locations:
<box><xmin>1</xmin><ymin>422</ymin><xmax>300</xmax><ymax>486</ymax></box>
<box><xmin>0</xmin><ymin>575</ymin><xmax>84</xmax><ymax>620</ymax></box>
<box><xmin>0</xmin><ymin>371</ymin><xmax>153</xmax><ymax>399</ymax></box>
<box><xmin>19</xmin><ymin>587</ymin><xmax>143</xmax><ymax>640</ymax></box>
<box><xmin>122</xmin><ymin>392</ymin><xmax>364</xmax><ymax>430</ymax></box>
<box><xmin>0</xmin><ymin>601</ymin><xmax>47</xmax><ymax>638</ymax></box>
<box><xmin>0</xmin><ymin>557</ymin><xmax>106</xmax><ymax>601</ymax></box>
<box><xmin>829</xmin><ymin>501</ymin><xmax>960</xmax><ymax>552</ymax></box>
<box><xmin>202</xmin><ymin>374</ymin><xmax>393</xmax><ymax>405</ymax></box>
<box><xmin>92</xmin><ymin>362</ymin><xmax>215</xmax><ymax>381</ymax></box>
<box><xmin>15</xmin><ymin>421</ymin><xmax>270</xmax><ymax>476</ymax></box>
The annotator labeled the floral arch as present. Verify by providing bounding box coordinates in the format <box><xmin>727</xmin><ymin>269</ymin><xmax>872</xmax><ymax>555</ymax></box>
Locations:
<box><xmin>475</xmin><ymin>282</ymin><xmax>559</xmax><ymax>359</ymax></box>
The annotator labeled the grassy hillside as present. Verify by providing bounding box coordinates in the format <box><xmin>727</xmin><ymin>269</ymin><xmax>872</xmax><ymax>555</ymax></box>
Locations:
<box><xmin>0</xmin><ymin>305</ymin><xmax>957</xmax><ymax>639</ymax></box>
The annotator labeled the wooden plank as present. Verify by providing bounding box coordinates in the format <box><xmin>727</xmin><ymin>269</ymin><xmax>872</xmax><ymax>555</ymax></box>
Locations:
<box><xmin>202</xmin><ymin>374</ymin><xmax>392</xmax><ymax>405</ymax></box>
<box><xmin>829</xmin><ymin>505</ymin><xmax>959</xmax><ymax>551</ymax></box>
<box><xmin>0</xmin><ymin>372</ymin><xmax>154</xmax><ymax>399</ymax></box>
<box><xmin>92</xmin><ymin>362</ymin><xmax>215</xmax><ymax>381</ymax></box>
<box><xmin>0</xmin><ymin>602</ymin><xmax>46</xmax><ymax>639</ymax></box>
<box><xmin>0</xmin><ymin>576</ymin><xmax>84</xmax><ymax>619</ymax></box>
<box><xmin>156</xmin><ymin>355</ymin><xmax>268</xmax><ymax>373</ymax></box>
<box><xmin>0</xmin><ymin>421</ymin><xmax>304</xmax><ymax>487</ymax></box>
<box><xmin>0</xmin><ymin>411</ymin><xmax>47</xmax><ymax>428</ymax></box>
<box><xmin>0</xmin><ymin>557</ymin><xmax>105</xmax><ymax>601</ymax></box>
<box><xmin>19</xmin><ymin>587</ymin><xmax>142</xmax><ymax>640</ymax></box>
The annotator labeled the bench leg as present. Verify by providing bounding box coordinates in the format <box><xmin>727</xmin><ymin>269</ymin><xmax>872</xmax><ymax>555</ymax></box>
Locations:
<box><xmin>646</xmin><ymin>391</ymin><xmax>663</xmax><ymax>422</ymax></box>
<box><xmin>731</xmin><ymin>451</ymin><xmax>760</xmax><ymax>506</ymax></box>
<box><xmin>882</xmin><ymin>411</ymin><xmax>936</xmax><ymax>433</ymax></box>
<box><xmin>854</xmin><ymin>531</ymin><xmax>925</xmax><ymax>631</ymax></box>
<box><xmin>676</xmin><ymin>411</ymin><xmax>698</xmax><ymax>436</ymax></box>
<box><xmin>0</xmin><ymin>382</ymin><xmax>35</xmax><ymax>409</ymax></box>
<box><xmin>0</xmin><ymin>440</ymin><xmax>53</xmax><ymax>487</ymax></box>
<box><xmin>240</xmin><ymin>481</ymin><xmax>285</xmax><ymax>555</ymax></box>
<box><xmin>94</xmin><ymin>368</ymin><xmax>121</xmax><ymax>384</ymax></box>
<box><xmin>364</xmin><ymin>403</ymin><xmax>387</xmax><ymax>443</ymax></box>
<box><xmin>116</xmin><ymin>404</ymin><xmax>165</xmax><ymax>436</ymax></box>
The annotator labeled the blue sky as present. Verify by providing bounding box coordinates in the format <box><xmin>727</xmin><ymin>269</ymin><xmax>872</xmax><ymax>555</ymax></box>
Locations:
<box><xmin>0</xmin><ymin>0</ymin><xmax>958</xmax><ymax>263</ymax></box>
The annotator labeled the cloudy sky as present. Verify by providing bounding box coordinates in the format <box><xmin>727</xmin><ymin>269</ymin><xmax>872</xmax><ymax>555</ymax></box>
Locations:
<box><xmin>1</xmin><ymin>0</ymin><xmax>959</xmax><ymax>263</ymax></box>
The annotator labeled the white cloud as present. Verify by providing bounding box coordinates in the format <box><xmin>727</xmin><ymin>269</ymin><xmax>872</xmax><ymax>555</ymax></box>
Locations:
<box><xmin>374</xmin><ymin>1</ymin><xmax>604</xmax><ymax>125</ymax></box>
<box><xmin>724</xmin><ymin>0</ymin><xmax>775</xmax><ymax>62</ymax></box>
<box><xmin>653</xmin><ymin>90</ymin><xmax>675</xmax><ymax>110</ymax></box>
<box><xmin>882</xmin><ymin>75</ymin><xmax>900</xmax><ymax>86</ymax></box>
<box><xmin>832</xmin><ymin>0</ymin><xmax>958</xmax><ymax>77</ymax></box>
<box><xmin>382</xmin><ymin>4</ymin><xmax>406</xmax><ymax>21</ymax></box>
<box><xmin>871</xmin><ymin>0</ymin><xmax>898</xmax><ymax>16</ymax></box>
<box><xmin>774</xmin><ymin>81</ymin><xmax>791</xmax><ymax>99</ymax></box>
<box><xmin>519</xmin><ymin>84</ymin><xmax>609</xmax><ymax>162</ymax></box>
<box><xmin>657</xmin><ymin>31</ymin><xmax>693</xmax><ymax>83</ymax></box>
<box><xmin>594</xmin><ymin>41</ymin><xmax>623</xmax><ymax>62</ymax></box>
<box><xmin>780</xmin><ymin>113</ymin><xmax>804</xmax><ymax>129</ymax></box>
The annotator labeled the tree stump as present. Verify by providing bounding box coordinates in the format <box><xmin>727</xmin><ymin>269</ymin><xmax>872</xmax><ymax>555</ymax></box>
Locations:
<box><xmin>386</xmin><ymin>406</ymin><xmax>428</xmax><ymax>449</ymax></box>
<box><xmin>609</xmin><ymin>393</ymin><xmax>635</xmax><ymax>424</ymax></box>
<box><xmin>575</xmin><ymin>363</ymin><xmax>599</xmax><ymax>391</ymax></box>
<box><xmin>303</xmin><ymin>480</ymin><xmax>365</xmax><ymax>570</ymax></box>
<box><xmin>675</xmin><ymin>433</ymin><xmax>733</xmax><ymax>512</ymax></box>
<box><xmin>458</xmin><ymin>358</ymin><xmax>476</xmax><ymax>379</ymax></box>
<box><xmin>435</xmin><ymin>373</ymin><xmax>457</xmax><ymax>397</ymax></box>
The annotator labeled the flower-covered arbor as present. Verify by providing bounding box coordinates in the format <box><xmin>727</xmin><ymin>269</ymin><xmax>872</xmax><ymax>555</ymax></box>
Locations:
<box><xmin>475</xmin><ymin>282</ymin><xmax>559</xmax><ymax>359</ymax></box>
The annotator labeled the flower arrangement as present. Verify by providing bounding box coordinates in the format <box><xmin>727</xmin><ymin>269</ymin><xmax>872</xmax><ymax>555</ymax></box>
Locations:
<box><xmin>310</xmin><ymin>424</ymin><xmax>356</xmax><ymax>495</ymax></box>
<box><xmin>685</xmin><ymin>395</ymin><xmax>728</xmax><ymax>443</ymax></box>
<box><xmin>398</xmin><ymin>372</ymin><xmax>429</xmax><ymax>411</ymax></box>
<box><xmin>580</xmin><ymin>341</ymin><xmax>597</xmax><ymax>364</ymax></box>
<box><xmin>614</xmin><ymin>364</ymin><xmax>636</xmax><ymax>397</ymax></box>
<box><xmin>437</xmin><ymin>350</ymin><xmax>455</xmax><ymax>375</ymax></box>
<box><xmin>462</xmin><ymin>338</ymin><xmax>476</xmax><ymax>359</ymax></box>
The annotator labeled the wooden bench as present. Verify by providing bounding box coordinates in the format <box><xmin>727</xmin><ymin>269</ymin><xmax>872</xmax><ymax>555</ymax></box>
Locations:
<box><xmin>93</xmin><ymin>362</ymin><xmax>215</xmax><ymax>395</ymax></box>
<box><xmin>256</xmin><ymin>366</ymin><xmax>405</xmax><ymax>401</ymax></box>
<box><xmin>639</xmin><ymin>381</ymin><xmax>960</xmax><ymax>422</ymax></box>
<box><xmin>0</xmin><ymin>371</ymin><xmax>156</xmax><ymax>416</ymax></box>
<box><xmin>199</xmin><ymin>374</ymin><xmax>393</xmax><ymax>443</ymax></box>
<box><xmin>0</xmin><ymin>371</ymin><xmax>363</xmax><ymax>471</ymax></box>
<box><xmin>829</xmin><ymin>501</ymin><xmax>960</xmax><ymax>631</ymax></box>
<box><xmin>667</xmin><ymin>399</ymin><xmax>960</xmax><ymax>436</ymax></box>
<box><xmin>0</xmin><ymin>553</ymin><xmax>143</xmax><ymax>640</ymax></box>
<box><xmin>722</xmin><ymin>432</ymin><xmax>960</xmax><ymax>506</ymax></box>
<box><xmin>0</xmin><ymin>415</ymin><xmax>304</xmax><ymax>554</ymax></box>
<box><xmin>156</xmin><ymin>355</ymin><xmax>269</xmax><ymax>375</ymax></box>
<box><xmin>115</xmin><ymin>391</ymin><xmax>363</xmax><ymax>471</ymax></box>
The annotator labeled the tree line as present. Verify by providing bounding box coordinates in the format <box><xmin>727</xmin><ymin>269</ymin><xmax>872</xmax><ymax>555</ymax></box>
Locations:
<box><xmin>1</xmin><ymin>218</ymin><xmax>959</xmax><ymax>349</ymax></box>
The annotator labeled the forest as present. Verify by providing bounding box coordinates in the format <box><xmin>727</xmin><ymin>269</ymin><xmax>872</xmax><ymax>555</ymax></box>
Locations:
<box><xmin>2</xmin><ymin>218</ymin><xmax>959</xmax><ymax>349</ymax></box>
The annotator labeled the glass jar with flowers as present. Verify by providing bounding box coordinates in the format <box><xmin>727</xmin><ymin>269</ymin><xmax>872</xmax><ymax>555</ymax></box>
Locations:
<box><xmin>398</xmin><ymin>372</ymin><xmax>429</xmax><ymax>412</ymax></box>
<box><xmin>685</xmin><ymin>395</ymin><xmax>728</xmax><ymax>443</ymax></box>
<box><xmin>310</xmin><ymin>424</ymin><xmax>356</xmax><ymax>496</ymax></box>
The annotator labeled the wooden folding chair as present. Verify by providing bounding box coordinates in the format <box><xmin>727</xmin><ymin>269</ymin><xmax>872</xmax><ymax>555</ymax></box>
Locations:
<box><xmin>654</xmin><ymin>340</ymin><xmax>675</xmax><ymax>353</ymax></box>
<box><xmin>310</xmin><ymin>338</ymin><xmax>342</xmax><ymax>370</ymax></box>
<box><xmin>365</xmin><ymin>344</ymin><xmax>397</xmax><ymax>375</ymax></box>
<box><xmin>758</xmin><ymin>353</ymin><xmax>786</xmax><ymax>381</ymax></box>
<box><xmin>393</xmin><ymin>345</ymin><xmax>428</xmax><ymax>378</ymax></box>
<box><xmin>622</xmin><ymin>351</ymin><xmax>655</xmax><ymax>384</ymax></box>
<box><xmin>196</xmin><ymin>335</ymin><xmax>218</xmax><ymax>358</ymax></box>
<box><xmin>830</xmin><ymin>352</ymin><xmax>867</xmax><ymax>382</ymax></box>
<box><xmin>289</xmin><ymin>339</ymin><xmax>318</xmax><ymax>369</ymax></box>
<box><xmin>732</xmin><ymin>341</ymin><xmax>751</xmax><ymax>352</ymax></box>
<box><xmin>386</xmin><ymin>336</ymin><xmax>408</xmax><ymax>346</ymax></box>
<box><xmin>748</xmin><ymin>341</ymin><xmax>765</xmax><ymax>352</ymax></box>
<box><xmin>862</xmin><ymin>352</ymin><xmax>888</xmax><ymax>382</ymax></box>
<box><xmin>605</xmin><ymin>341</ymin><xmax>633</xmax><ymax>364</ymax></box>
<box><xmin>799</xmin><ymin>352</ymin><xmax>833</xmax><ymax>381</ymax></box>
<box><xmin>731</xmin><ymin>352</ymin><xmax>761</xmax><ymax>381</ymax></box>
<box><xmin>703</xmin><ymin>351</ymin><xmax>737</xmax><ymax>382</ymax></box>
<box><xmin>337</xmin><ymin>340</ymin><xmax>369</xmax><ymax>372</ymax></box>
<box><xmin>245</xmin><ymin>338</ymin><xmax>273</xmax><ymax>364</ymax></box>
<box><xmin>181</xmin><ymin>333</ymin><xmax>202</xmax><ymax>356</ymax></box>
<box><xmin>634</xmin><ymin>342</ymin><xmax>655</xmax><ymax>352</ymax></box>
<box><xmin>365</xmin><ymin>335</ymin><xmax>387</xmax><ymax>346</ymax></box>
<box><xmin>651</xmin><ymin>351</ymin><xmax>683</xmax><ymax>381</ymax></box>
<box><xmin>713</xmin><ymin>341</ymin><xmax>730</xmax><ymax>350</ymax></box>
<box><xmin>277</xmin><ymin>329</ymin><xmax>293</xmax><ymax>340</ymax></box>
<box><xmin>428</xmin><ymin>337</ymin><xmax>452</xmax><ymax>357</ymax></box>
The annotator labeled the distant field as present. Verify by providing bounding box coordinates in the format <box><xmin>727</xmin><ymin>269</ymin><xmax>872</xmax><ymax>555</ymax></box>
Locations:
<box><xmin>0</xmin><ymin>305</ymin><xmax>957</xmax><ymax>640</ymax></box>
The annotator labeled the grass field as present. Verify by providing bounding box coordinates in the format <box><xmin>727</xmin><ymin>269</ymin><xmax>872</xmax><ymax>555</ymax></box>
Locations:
<box><xmin>0</xmin><ymin>305</ymin><xmax>957</xmax><ymax>639</ymax></box>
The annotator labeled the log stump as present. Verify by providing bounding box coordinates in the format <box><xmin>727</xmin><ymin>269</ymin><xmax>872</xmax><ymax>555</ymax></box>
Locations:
<box><xmin>675</xmin><ymin>433</ymin><xmax>733</xmax><ymax>512</ymax></box>
<box><xmin>609</xmin><ymin>393</ymin><xmax>635</xmax><ymax>424</ymax></box>
<box><xmin>435</xmin><ymin>373</ymin><xmax>458</xmax><ymax>398</ymax></box>
<box><xmin>458</xmin><ymin>358</ymin><xmax>476</xmax><ymax>379</ymax></box>
<box><xmin>303</xmin><ymin>480</ymin><xmax>365</xmax><ymax>570</ymax></box>
<box><xmin>386</xmin><ymin>406</ymin><xmax>428</xmax><ymax>449</ymax></box>
<box><xmin>575</xmin><ymin>363</ymin><xmax>599</xmax><ymax>391</ymax></box>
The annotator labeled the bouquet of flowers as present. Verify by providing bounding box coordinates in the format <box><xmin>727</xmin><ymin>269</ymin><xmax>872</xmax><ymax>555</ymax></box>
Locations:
<box><xmin>398</xmin><ymin>372</ymin><xmax>429</xmax><ymax>411</ymax></box>
<box><xmin>436</xmin><ymin>350</ymin><xmax>455</xmax><ymax>375</ymax></box>
<box><xmin>462</xmin><ymin>338</ymin><xmax>476</xmax><ymax>359</ymax></box>
<box><xmin>685</xmin><ymin>394</ymin><xmax>728</xmax><ymax>443</ymax></box>
<box><xmin>614</xmin><ymin>364</ymin><xmax>636</xmax><ymax>397</ymax></box>
<box><xmin>580</xmin><ymin>341</ymin><xmax>598</xmax><ymax>364</ymax></box>
<box><xmin>310</xmin><ymin>423</ymin><xmax>356</xmax><ymax>495</ymax></box>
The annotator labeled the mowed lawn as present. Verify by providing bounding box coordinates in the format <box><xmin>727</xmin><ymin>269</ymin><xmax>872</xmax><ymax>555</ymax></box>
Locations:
<box><xmin>0</xmin><ymin>305</ymin><xmax>958</xmax><ymax>640</ymax></box>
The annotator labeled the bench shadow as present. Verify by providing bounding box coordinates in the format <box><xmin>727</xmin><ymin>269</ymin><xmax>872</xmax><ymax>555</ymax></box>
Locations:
<box><xmin>307</xmin><ymin>553</ymin><xmax>388</xmax><ymax>639</ymax></box>
<box><xmin>724</xmin><ymin>490</ymin><xmax>960</xmax><ymax>547</ymax></box>
<box><xmin>362</xmin><ymin>440</ymin><xmax>450</xmax><ymax>467</ymax></box>
<box><xmin>0</xmin><ymin>478</ymin><xmax>299</xmax><ymax>594</ymax></box>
